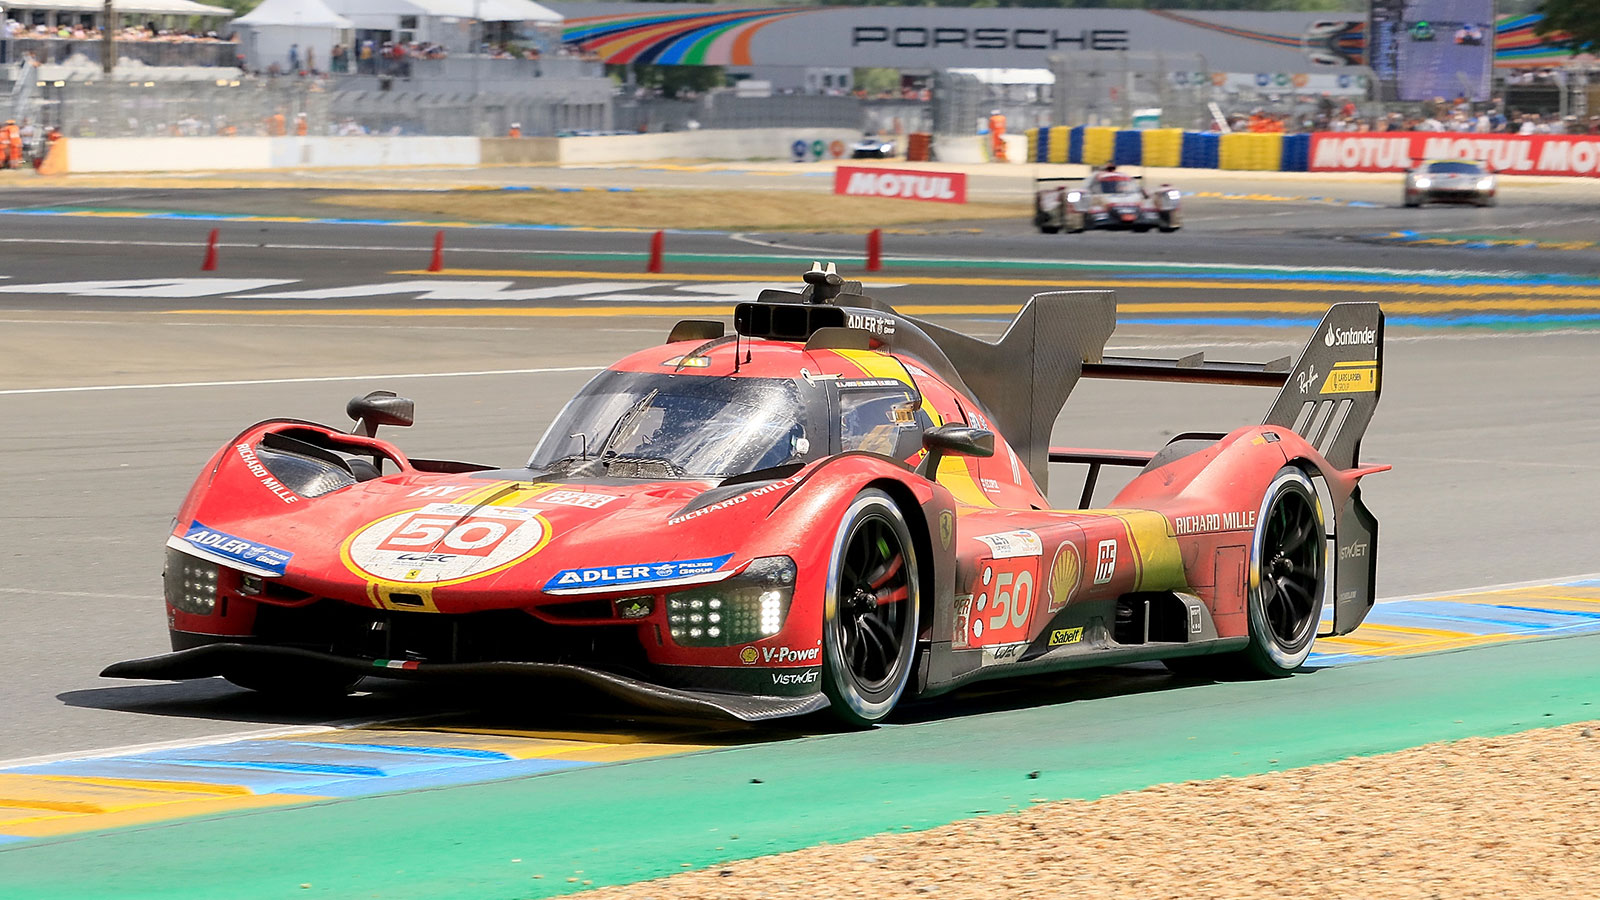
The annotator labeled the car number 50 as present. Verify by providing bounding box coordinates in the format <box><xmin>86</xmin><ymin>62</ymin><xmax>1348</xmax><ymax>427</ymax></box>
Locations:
<box><xmin>384</xmin><ymin>516</ymin><xmax>508</xmax><ymax>551</ymax></box>
<box><xmin>987</xmin><ymin>569</ymin><xmax>1034</xmax><ymax>630</ymax></box>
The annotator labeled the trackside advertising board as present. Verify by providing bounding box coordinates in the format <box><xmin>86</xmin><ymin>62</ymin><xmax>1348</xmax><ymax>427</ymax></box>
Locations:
<box><xmin>1310</xmin><ymin>132</ymin><xmax>1600</xmax><ymax>177</ymax></box>
<box><xmin>834</xmin><ymin>167</ymin><xmax>968</xmax><ymax>203</ymax></box>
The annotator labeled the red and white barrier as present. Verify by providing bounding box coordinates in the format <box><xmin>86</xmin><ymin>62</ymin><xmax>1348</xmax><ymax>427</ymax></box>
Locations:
<box><xmin>834</xmin><ymin>166</ymin><xmax>967</xmax><ymax>203</ymax></box>
<box><xmin>1310</xmin><ymin>132</ymin><xmax>1600</xmax><ymax>177</ymax></box>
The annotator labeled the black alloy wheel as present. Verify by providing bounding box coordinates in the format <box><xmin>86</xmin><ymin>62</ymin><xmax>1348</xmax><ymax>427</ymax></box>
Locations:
<box><xmin>1242</xmin><ymin>467</ymin><xmax>1326</xmax><ymax>675</ymax></box>
<box><xmin>1164</xmin><ymin>466</ymin><xmax>1325</xmax><ymax>679</ymax></box>
<box><xmin>822</xmin><ymin>489</ymin><xmax>920</xmax><ymax>726</ymax></box>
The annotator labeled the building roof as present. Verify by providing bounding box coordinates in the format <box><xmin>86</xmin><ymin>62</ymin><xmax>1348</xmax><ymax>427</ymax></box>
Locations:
<box><xmin>5</xmin><ymin>0</ymin><xmax>232</xmax><ymax>14</ymax></box>
<box><xmin>325</xmin><ymin>0</ymin><xmax>560</xmax><ymax>23</ymax></box>
<box><xmin>234</xmin><ymin>0</ymin><xmax>353</xmax><ymax>28</ymax></box>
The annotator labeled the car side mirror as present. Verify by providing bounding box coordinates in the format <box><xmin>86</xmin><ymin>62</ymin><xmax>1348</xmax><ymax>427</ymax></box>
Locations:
<box><xmin>348</xmin><ymin>390</ymin><xmax>414</xmax><ymax>437</ymax></box>
<box><xmin>918</xmin><ymin>424</ymin><xmax>994</xmax><ymax>478</ymax></box>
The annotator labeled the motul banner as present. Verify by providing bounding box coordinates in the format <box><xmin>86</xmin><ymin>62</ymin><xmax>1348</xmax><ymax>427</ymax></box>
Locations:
<box><xmin>1310</xmin><ymin>132</ymin><xmax>1600</xmax><ymax>177</ymax></box>
<box><xmin>834</xmin><ymin>166</ymin><xmax>968</xmax><ymax>203</ymax></box>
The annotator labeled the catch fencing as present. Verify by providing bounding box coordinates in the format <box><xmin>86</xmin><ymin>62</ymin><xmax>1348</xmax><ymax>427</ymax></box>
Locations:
<box><xmin>25</xmin><ymin>78</ymin><xmax>609</xmax><ymax>137</ymax></box>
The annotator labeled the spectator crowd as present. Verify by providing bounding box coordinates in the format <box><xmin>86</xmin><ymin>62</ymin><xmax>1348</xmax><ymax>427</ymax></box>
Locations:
<box><xmin>4</xmin><ymin>19</ymin><xmax>231</xmax><ymax>42</ymax></box>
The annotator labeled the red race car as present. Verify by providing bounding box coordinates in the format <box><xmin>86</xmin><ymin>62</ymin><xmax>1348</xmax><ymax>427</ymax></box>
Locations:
<box><xmin>106</xmin><ymin>265</ymin><xmax>1386</xmax><ymax>726</ymax></box>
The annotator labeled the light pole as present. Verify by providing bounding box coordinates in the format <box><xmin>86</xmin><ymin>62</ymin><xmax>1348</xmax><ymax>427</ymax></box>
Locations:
<box><xmin>101</xmin><ymin>0</ymin><xmax>116</xmax><ymax>75</ymax></box>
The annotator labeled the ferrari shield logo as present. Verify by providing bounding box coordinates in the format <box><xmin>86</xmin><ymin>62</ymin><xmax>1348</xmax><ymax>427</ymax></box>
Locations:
<box><xmin>939</xmin><ymin>511</ymin><xmax>953</xmax><ymax>549</ymax></box>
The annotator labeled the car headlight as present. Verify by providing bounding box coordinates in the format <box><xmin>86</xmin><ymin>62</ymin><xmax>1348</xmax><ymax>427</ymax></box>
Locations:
<box><xmin>666</xmin><ymin>556</ymin><xmax>794</xmax><ymax>647</ymax></box>
<box><xmin>1066</xmin><ymin>190</ymin><xmax>1082</xmax><ymax>203</ymax></box>
<box><xmin>165</xmin><ymin>547</ymin><xmax>218</xmax><ymax>615</ymax></box>
<box><xmin>1414</xmin><ymin>177</ymin><xmax>1431</xmax><ymax>188</ymax></box>
<box><xmin>1166</xmin><ymin>189</ymin><xmax>1181</xmax><ymax>200</ymax></box>
<box><xmin>1477</xmin><ymin>177</ymin><xmax>1494</xmax><ymax>190</ymax></box>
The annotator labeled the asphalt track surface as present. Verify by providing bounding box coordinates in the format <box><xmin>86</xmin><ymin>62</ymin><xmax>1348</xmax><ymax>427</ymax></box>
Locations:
<box><xmin>0</xmin><ymin>175</ymin><xmax>1597</xmax><ymax>836</ymax></box>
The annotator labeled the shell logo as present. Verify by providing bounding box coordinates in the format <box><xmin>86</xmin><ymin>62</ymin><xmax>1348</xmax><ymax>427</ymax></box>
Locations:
<box><xmin>1048</xmin><ymin>542</ymin><xmax>1082</xmax><ymax>613</ymax></box>
<box><xmin>740</xmin><ymin>647</ymin><xmax>760</xmax><ymax>665</ymax></box>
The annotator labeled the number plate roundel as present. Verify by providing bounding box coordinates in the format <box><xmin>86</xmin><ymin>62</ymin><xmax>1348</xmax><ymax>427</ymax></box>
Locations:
<box><xmin>341</xmin><ymin>503</ymin><xmax>550</xmax><ymax>586</ymax></box>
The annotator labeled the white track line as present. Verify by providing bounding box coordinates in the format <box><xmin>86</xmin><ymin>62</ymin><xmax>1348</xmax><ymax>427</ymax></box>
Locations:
<box><xmin>3</xmin><ymin>234</ymin><xmax>1549</xmax><ymax>280</ymax></box>
<box><xmin>0</xmin><ymin>724</ymin><xmax>355</xmax><ymax>771</ymax></box>
<box><xmin>0</xmin><ymin>588</ymin><xmax>147</xmax><ymax>601</ymax></box>
<box><xmin>0</xmin><ymin>365</ymin><xmax>603</xmax><ymax>396</ymax></box>
<box><xmin>723</xmin><ymin>233</ymin><xmax>1545</xmax><ymax>279</ymax></box>
<box><xmin>1372</xmin><ymin>572</ymin><xmax>1600</xmax><ymax>604</ymax></box>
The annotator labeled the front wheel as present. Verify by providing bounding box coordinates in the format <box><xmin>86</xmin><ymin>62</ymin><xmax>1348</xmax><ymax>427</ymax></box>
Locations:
<box><xmin>821</xmin><ymin>489</ymin><xmax>921</xmax><ymax>726</ymax></box>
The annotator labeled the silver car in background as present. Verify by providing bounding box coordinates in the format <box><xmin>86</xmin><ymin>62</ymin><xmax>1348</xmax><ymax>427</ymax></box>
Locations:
<box><xmin>1404</xmin><ymin>159</ymin><xmax>1497</xmax><ymax>208</ymax></box>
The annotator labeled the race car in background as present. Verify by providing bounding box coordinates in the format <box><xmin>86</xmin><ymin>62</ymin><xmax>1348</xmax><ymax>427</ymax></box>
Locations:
<box><xmin>106</xmin><ymin>265</ymin><xmax>1386</xmax><ymax>726</ymax></box>
<box><xmin>851</xmin><ymin>133</ymin><xmax>896</xmax><ymax>159</ymax></box>
<box><xmin>1034</xmin><ymin>167</ymin><xmax>1182</xmax><ymax>234</ymax></box>
<box><xmin>1404</xmin><ymin>159</ymin><xmax>1497</xmax><ymax>207</ymax></box>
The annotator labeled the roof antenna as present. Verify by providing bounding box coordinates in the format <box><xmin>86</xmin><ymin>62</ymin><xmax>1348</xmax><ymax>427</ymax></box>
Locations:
<box><xmin>733</xmin><ymin>327</ymin><xmax>741</xmax><ymax>373</ymax></box>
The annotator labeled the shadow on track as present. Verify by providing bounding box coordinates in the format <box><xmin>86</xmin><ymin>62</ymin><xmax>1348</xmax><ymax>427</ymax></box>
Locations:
<box><xmin>57</xmin><ymin>661</ymin><xmax>1278</xmax><ymax>748</ymax></box>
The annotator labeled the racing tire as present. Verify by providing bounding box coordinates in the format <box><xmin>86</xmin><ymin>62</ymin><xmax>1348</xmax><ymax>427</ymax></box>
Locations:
<box><xmin>1479</xmin><ymin>196</ymin><xmax>1497</xmax><ymax>208</ymax></box>
<box><xmin>225</xmin><ymin>666</ymin><xmax>360</xmax><ymax>699</ymax></box>
<box><xmin>1158</xmin><ymin>211</ymin><xmax>1179</xmax><ymax>233</ymax></box>
<box><xmin>821</xmin><ymin>488</ymin><xmax>921</xmax><ymax>727</ymax></box>
<box><xmin>1403</xmin><ymin>197</ymin><xmax>1421</xmax><ymax>208</ymax></box>
<box><xmin>1039</xmin><ymin>225</ymin><xmax>1060</xmax><ymax>234</ymax></box>
<box><xmin>1165</xmin><ymin>467</ymin><xmax>1325</xmax><ymax>679</ymax></box>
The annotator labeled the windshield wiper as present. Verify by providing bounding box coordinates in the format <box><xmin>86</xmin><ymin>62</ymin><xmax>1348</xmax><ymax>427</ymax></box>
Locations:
<box><xmin>596</xmin><ymin>388</ymin><xmax>660</xmax><ymax>461</ymax></box>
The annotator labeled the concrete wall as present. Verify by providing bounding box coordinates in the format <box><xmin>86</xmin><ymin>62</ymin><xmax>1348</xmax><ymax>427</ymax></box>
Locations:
<box><xmin>266</xmin><ymin>137</ymin><xmax>482</xmax><ymax>169</ymax></box>
<box><xmin>67</xmin><ymin>137</ymin><xmax>275</xmax><ymax>173</ymax></box>
<box><xmin>480</xmin><ymin>137</ymin><xmax>561</xmax><ymax>165</ymax></box>
<box><xmin>553</xmin><ymin>128</ymin><xmax>861</xmax><ymax>164</ymax></box>
<box><xmin>50</xmin><ymin>128</ymin><xmax>865</xmax><ymax>173</ymax></box>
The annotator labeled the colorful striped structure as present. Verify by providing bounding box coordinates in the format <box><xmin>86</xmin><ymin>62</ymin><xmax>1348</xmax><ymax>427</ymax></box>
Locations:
<box><xmin>1025</xmin><ymin>127</ymin><xmax>1301</xmax><ymax>173</ymax></box>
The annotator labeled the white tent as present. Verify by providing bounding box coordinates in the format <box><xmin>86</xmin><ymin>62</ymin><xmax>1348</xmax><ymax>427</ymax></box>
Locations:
<box><xmin>405</xmin><ymin>0</ymin><xmax>560</xmax><ymax>23</ymax></box>
<box><xmin>232</xmin><ymin>0</ymin><xmax>352</xmax><ymax>71</ymax></box>
<box><xmin>3</xmin><ymin>0</ymin><xmax>232</xmax><ymax>14</ymax></box>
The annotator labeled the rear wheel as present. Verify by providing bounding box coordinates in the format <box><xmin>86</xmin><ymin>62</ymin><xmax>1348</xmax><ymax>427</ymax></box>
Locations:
<box><xmin>1241</xmin><ymin>467</ymin><xmax>1325</xmax><ymax>675</ymax></box>
<box><xmin>1164</xmin><ymin>467</ymin><xmax>1325</xmax><ymax>678</ymax></box>
<box><xmin>821</xmin><ymin>489</ymin><xmax>920</xmax><ymax>726</ymax></box>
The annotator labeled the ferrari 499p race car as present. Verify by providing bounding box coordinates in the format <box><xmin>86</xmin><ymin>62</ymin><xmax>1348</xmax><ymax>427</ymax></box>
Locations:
<box><xmin>106</xmin><ymin>266</ymin><xmax>1386</xmax><ymax>726</ymax></box>
<box><xmin>1404</xmin><ymin>158</ymin><xmax>1497</xmax><ymax>207</ymax></box>
<box><xmin>1034</xmin><ymin>168</ymin><xmax>1182</xmax><ymax>234</ymax></box>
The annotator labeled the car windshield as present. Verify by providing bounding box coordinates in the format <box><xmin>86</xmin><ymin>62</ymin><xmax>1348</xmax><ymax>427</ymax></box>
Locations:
<box><xmin>529</xmin><ymin>371</ymin><xmax>815</xmax><ymax>478</ymax></box>
<box><xmin>1427</xmin><ymin>161</ymin><xmax>1483</xmax><ymax>175</ymax></box>
<box><xmin>1099</xmin><ymin>177</ymin><xmax>1140</xmax><ymax>195</ymax></box>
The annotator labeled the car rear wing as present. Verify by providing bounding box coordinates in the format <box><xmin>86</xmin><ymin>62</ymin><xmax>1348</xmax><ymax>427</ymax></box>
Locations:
<box><xmin>1069</xmin><ymin>302</ymin><xmax>1383</xmax><ymax>472</ymax></box>
<box><xmin>1058</xmin><ymin>303</ymin><xmax>1386</xmax><ymax>636</ymax></box>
